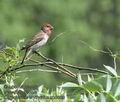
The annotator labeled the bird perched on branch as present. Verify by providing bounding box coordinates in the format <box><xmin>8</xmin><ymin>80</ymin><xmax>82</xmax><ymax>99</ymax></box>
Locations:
<box><xmin>21</xmin><ymin>23</ymin><xmax>53</xmax><ymax>64</ymax></box>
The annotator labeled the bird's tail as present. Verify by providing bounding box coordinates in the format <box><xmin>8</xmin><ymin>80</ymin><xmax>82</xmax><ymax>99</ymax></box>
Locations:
<box><xmin>21</xmin><ymin>49</ymin><xmax>27</xmax><ymax>64</ymax></box>
<box><xmin>20</xmin><ymin>46</ymin><xmax>26</xmax><ymax>51</ymax></box>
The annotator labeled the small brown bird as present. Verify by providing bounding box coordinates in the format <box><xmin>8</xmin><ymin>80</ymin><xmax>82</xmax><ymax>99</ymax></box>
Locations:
<box><xmin>21</xmin><ymin>23</ymin><xmax>53</xmax><ymax>64</ymax></box>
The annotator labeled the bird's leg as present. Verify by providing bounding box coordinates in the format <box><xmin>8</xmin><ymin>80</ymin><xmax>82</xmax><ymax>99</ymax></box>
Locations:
<box><xmin>21</xmin><ymin>49</ymin><xmax>32</xmax><ymax>64</ymax></box>
<box><xmin>21</xmin><ymin>49</ymin><xmax>27</xmax><ymax>64</ymax></box>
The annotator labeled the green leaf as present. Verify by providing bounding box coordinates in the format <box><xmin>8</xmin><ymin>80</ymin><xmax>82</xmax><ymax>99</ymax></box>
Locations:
<box><xmin>60</xmin><ymin>82</ymin><xmax>78</xmax><ymax>88</ymax></box>
<box><xmin>83</xmin><ymin>93</ymin><xmax>88</xmax><ymax>102</ymax></box>
<box><xmin>0</xmin><ymin>84</ymin><xmax>4</xmax><ymax>96</ymax></box>
<box><xmin>88</xmin><ymin>94</ymin><xmax>95</xmax><ymax>102</ymax></box>
<box><xmin>0</xmin><ymin>52</ymin><xmax>6</xmax><ymax>62</ymax></box>
<box><xmin>84</xmin><ymin>81</ymin><xmax>103</xmax><ymax>92</ymax></box>
<box><xmin>97</xmin><ymin>93</ymin><xmax>106</xmax><ymax>102</ymax></box>
<box><xmin>9</xmin><ymin>60</ymin><xmax>17</xmax><ymax>66</ymax></box>
<box><xmin>16</xmin><ymin>39</ymin><xmax>25</xmax><ymax>50</ymax></box>
<box><xmin>88</xmin><ymin>75</ymin><xmax>92</xmax><ymax>82</ymax></box>
<box><xmin>37</xmin><ymin>85</ymin><xmax>43</xmax><ymax>96</ymax></box>
<box><xmin>103</xmin><ymin>65</ymin><xmax>117</xmax><ymax>77</ymax></box>
<box><xmin>114</xmin><ymin>82</ymin><xmax>120</xmax><ymax>97</ymax></box>
<box><xmin>106</xmin><ymin>93</ymin><xmax>118</xmax><ymax>102</ymax></box>
<box><xmin>106</xmin><ymin>75</ymin><xmax>112</xmax><ymax>92</ymax></box>
<box><xmin>77</xmin><ymin>73</ymin><xmax>83</xmax><ymax>85</ymax></box>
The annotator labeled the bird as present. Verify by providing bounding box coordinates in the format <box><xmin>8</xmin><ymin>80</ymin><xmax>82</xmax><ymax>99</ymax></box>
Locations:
<box><xmin>21</xmin><ymin>23</ymin><xmax>53</xmax><ymax>64</ymax></box>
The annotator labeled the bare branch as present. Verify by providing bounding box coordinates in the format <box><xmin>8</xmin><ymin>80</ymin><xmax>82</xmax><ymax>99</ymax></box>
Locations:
<box><xmin>0</xmin><ymin>50</ymin><xmax>108</xmax><ymax>79</ymax></box>
<box><xmin>79</xmin><ymin>40</ymin><xmax>110</xmax><ymax>54</ymax></box>
<box><xmin>16</xmin><ymin>69</ymin><xmax>58</xmax><ymax>73</ymax></box>
<box><xmin>58</xmin><ymin>63</ymin><xmax>108</xmax><ymax>74</ymax></box>
<box><xmin>30</xmin><ymin>58</ymin><xmax>108</xmax><ymax>74</ymax></box>
<box><xmin>52</xmin><ymin>32</ymin><xmax>65</xmax><ymax>42</ymax></box>
<box><xmin>33</xmin><ymin>51</ymin><xmax>77</xmax><ymax>78</ymax></box>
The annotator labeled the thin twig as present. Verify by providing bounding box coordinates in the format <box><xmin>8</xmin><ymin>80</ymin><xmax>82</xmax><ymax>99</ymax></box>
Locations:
<box><xmin>52</xmin><ymin>32</ymin><xmax>65</xmax><ymax>42</ymax></box>
<box><xmin>107</xmin><ymin>48</ymin><xmax>117</xmax><ymax>70</ymax></box>
<box><xmin>16</xmin><ymin>69</ymin><xmax>58</xmax><ymax>73</ymax></box>
<box><xmin>79</xmin><ymin>40</ymin><xmax>110</xmax><ymax>54</ymax></box>
<box><xmin>76</xmin><ymin>73</ymin><xmax>97</xmax><ymax>76</ymax></box>
<box><xmin>16</xmin><ymin>78</ymin><xmax>28</xmax><ymax>94</ymax></box>
<box><xmin>9</xmin><ymin>63</ymin><xmax>57</xmax><ymax>73</ymax></box>
<box><xmin>58</xmin><ymin>63</ymin><xmax>108</xmax><ymax>74</ymax></box>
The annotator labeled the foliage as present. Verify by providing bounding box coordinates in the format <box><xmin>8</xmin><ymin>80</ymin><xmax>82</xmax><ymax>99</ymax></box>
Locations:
<box><xmin>0</xmin><ymin>67</ymin><xmax>120</xmax><ymax>101</ymax></box>
<box><xmin>1</xmin><ymin>0</ymin><xmax>120</xmax><ymax>90</ymax></box>
<box><xmin>0</xmin><ymin>45</ymin><xmax>120</xmax><ymax>101</ymax></box>
<box><xmin>0</xmin><ymin>0</ymin><xmax>120</xmax><ymax>101</ymax></box>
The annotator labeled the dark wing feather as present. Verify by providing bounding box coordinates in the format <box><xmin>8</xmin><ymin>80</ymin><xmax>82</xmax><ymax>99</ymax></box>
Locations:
<box><xmin>22</xmin><ymin>32</ymin><xmax>45</xmax><ymax>50</ymax></box>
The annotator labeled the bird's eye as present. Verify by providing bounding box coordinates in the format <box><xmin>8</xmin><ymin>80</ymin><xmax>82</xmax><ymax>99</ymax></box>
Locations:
<box><xmin>46</xmin><ymin>25</ymin><xmax>49</xmax><ymax>27</ymax></box>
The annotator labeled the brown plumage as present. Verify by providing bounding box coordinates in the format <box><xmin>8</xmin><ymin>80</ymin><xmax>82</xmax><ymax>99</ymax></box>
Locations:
<box><xmin>21</xmin><ymin>33</ymin><xmax>44</xmax><ymax>50</ymax></box>
<box><xmin>21</xmin><ymin>23</ymin><xmax>53</xmax><ymax>64</ymax></box>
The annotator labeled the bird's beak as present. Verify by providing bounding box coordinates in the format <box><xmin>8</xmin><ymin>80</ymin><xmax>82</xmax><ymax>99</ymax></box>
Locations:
<box><xmin>51</xmin><ymin>26</ymin><xmax>54</xmax><ymax>30</ymax></box>
<box><xmin>50</xmin><ymin>27</ymin><xmax>53</xmax><ymax>31</ymax></box>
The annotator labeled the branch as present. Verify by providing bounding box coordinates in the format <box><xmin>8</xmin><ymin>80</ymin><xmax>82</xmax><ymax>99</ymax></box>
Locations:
<box><xmin>0</xmin><ymin>63</ymin><xmax>58</xmax><ymax>78</ymax></box>
<box><xmin>2</xmin><ymin>62</ymin><xmax>77</xmax><ymax>79</ymax></box>
<box><xmin>79</xmin><ymin>40</ymin><xmax>110</xmax><ymax>54</ymax></box>
<box><xmin>30</xmin><ymin>58</ymin><xmax>108</xmax><ymax>74</ymax></box>
<box><xmin>58</xmin><ymin>63</ymin><xmax>108</xmax><ymax>74</ymax></box>
<box><xmin>33</xmin><ymin>51</ymin><xmax>77</xmax><ymax>78</ymax></box>
<box><xmin>8</xmin><ymin>63</ymin><xmax>58</xmax><ymax>73</ymax></box>
<box><xmin>0</xmin><ymin>51</ymin><xmax>108</xmax><ymax>79</ymax></box>
<box><xmin>16</xmin><ymin>69</ymin><xmax>58</xmax><ymax>73</ymax></box>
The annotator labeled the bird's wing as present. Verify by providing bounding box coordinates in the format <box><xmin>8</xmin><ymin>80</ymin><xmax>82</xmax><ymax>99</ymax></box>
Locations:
<box><xmin>23</xmin><ymin>32</ymin><xmax>45</xmax><ymax>50</ymax></box>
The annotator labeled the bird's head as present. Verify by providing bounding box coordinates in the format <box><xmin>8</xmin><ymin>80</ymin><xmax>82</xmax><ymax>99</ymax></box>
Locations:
<box><xmin>41</xmin><ymin>23</ymin><xmax>53</xmax><ymax>35</ymax></box>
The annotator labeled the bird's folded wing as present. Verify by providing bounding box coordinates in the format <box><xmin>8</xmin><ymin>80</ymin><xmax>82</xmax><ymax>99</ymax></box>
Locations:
<box><xmin>24</xmin><ymin>33</ymin><xmax>44</xmax><ymax>49</ymax></box>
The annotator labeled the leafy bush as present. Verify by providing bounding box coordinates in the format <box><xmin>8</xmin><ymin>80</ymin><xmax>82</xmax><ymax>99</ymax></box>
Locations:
<box><xmin>0</xmin><ymin>44</ymin><xmax>120</xmax><ymax>102</ymax></box>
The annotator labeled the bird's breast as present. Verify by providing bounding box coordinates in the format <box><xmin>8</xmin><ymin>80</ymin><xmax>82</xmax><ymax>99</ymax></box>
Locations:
<box><xmin>31</xmin><ymin>34</ymin><xmax>49</xmax><ymax>51</ymax></box>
